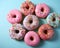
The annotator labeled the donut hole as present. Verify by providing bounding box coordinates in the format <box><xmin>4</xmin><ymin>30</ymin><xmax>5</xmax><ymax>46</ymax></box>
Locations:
<box><xmin>13</xmin><ymin>15</ymin><xmax>16</xmax><ymax>18</ymax></box>
<box><xmin>15</xmin><ymin>30</ymin><xmax>19</xmax><ymax>34</ymax></box>
<box><xmin>29</xmin><ymin>20</ymin><xmax>33</xmax><ymax>24</ymax></box>
<box><xmin>52</xmin><ymin>17</ymin><xmax>56</xmax><ymax>22</ymax></box>
<box><xmin>41</xmin><ymin>8</ymin><xmax>44</xmax><ymax>12</ymax></box>
<box><xmin>26</xmin><ymin>5</ymin><xmax>29</xmax><ymax>9</ymax></box>
<box><xmin>44</xmin><ymin>30</ymin><xmax>47</xmax><ymax>34</ymax></box>
<box><xmin>30</xmin><ymin>36</ymin><xmax>34</xmax><ymax>41</ymax></box>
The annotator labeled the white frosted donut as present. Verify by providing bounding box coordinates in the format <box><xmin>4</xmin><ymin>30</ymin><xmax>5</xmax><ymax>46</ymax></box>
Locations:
<box><xmin>9</xmin><ymin>24</ymin><xmax>26</xmax><ymax>40</ymax></box>
<box><xmin>46</xmin><ymin>13</ymin><xmax>60</xmax><ymax>28</ymax></box>
<box><xmin>23</xmin><ymin>15</ymin><xmax>39</xmax><ymax>30</ymax></box>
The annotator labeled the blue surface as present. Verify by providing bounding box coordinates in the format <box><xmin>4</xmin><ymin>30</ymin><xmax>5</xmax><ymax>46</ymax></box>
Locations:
<box><xmin>0</xmin><ymin>0</ymin><xmax>60</xmax><ymax>48</ymax></box>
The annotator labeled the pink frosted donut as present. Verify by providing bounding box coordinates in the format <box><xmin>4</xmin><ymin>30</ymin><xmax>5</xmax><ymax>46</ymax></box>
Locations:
<box><xmin>20</xmin><ymin>1</ymin><xmax>35</xmax><ymax>15</ymax></box>
<box><xmin>38</xmin><ymin>24</ymin><xmax>54</xmax><ymax>40</ymax></box>
<box><xmin>35</xmin><ymin>3</ymin><xmax>50</xmax><ymax>18</ymax></box>
<box><xmin>9</xmin><ymin>24</ymin><xmax>26</xmax><ymax>40</ymax></box>
<box><xmin>24</xmin><ymin>31</ymin><xmax>40</xmax><ymax>46</ymax></box>
<box><xmin>7</xmin><ymin>9</ymin><xmax>22</xmax><ymax>24</ymax></box>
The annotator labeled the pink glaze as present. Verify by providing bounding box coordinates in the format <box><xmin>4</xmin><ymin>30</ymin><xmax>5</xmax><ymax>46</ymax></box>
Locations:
<box><xmin>20</xmin><ymin>1</ymin><xmax>35</xmax><ymax>15</ymax></box>
<box><xmin>38</xmin><ymin>24</ymin><xmax>54</xmax><ymax>40</ymax></box>
<box><xmin>24</xmin><ymin>31</ymin><xmax>40</xmax><ymax>46</ymax></box>
<box><xmin>35</xmin><ymin>3</ymin><xmax>50</xmax><ymax>18</ymax></box>
<box><xmin>7</xmin><ymin>9</ymin><xmax>22</xmax><ymax>24</ymax></box>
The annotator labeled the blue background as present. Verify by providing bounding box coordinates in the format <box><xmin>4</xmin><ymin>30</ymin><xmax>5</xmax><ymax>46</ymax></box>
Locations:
<box><xmin>0</xmin><ymin>0</ymin><xmax>60</xmax><ymax>48</ymax></box>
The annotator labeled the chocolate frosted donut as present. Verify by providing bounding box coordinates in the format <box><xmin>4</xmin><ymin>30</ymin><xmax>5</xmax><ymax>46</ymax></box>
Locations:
<box><xmin>9</xmin><ymin>24</ymin><xmax>26</xmax><ymax>40</ymax></box>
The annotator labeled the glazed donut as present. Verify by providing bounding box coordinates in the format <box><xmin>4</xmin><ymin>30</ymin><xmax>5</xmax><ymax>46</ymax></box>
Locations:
<box><xmin>35</xmin><ymin>3</ymin><xmax>50</xmax><ymax>18</ymax></box>
<box><xmin>9</xmin><ymin>24</ymin><xmax>26</xmax><ymax>40</ymax></box>
<box><xmin>38</xmin><ymin>24</ymin><xmax>54</xmax><ymax>40</ymax></box>
<box><xmin>7</xmin><ymin>9</ymin><xmax>22</xmax><ymax>24</ymax></box>
<box><xmin>24</xmin><ymin>31</ymin><xmax>40</xmax><ymax>46</ymax></box>
<box><xmin>46</xmin><ymin>13</ymin><xmax>60</xmax><ymax>28</ymax></box>
<box><xmin>20</xmin><ymin>1</ymin><xmax>35</xmax><ymax>15</ymax></box>
<box><xmin>23</xmin><ymin>15</ymin><xmax>39</xmax><ymax>30</ymax></box>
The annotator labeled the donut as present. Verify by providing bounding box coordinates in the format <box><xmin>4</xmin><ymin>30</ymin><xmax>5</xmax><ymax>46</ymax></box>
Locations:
<box><xmin>35</xmin><ymin>3</ymin><xmax>50</xmax><ymax>18</ymax></box>
<box><xmin>23</xmin><ymin>15</ymin><xmax>39</xmax><ymax>30</ymax></box>
<box><xmin>20</xmin><ymin>1</ymin><xmax>35</xmax><ymax>15</ymax></box>
<box><xmin>24</xmin><ymin>31</ymin><xmax>40</xmax><ymax>46</ymax></box>
<box><xmin>58</xmin><ymin>15</ymin><xmax>60</xmax><ymax>23</ymax></box>
<box><xmin>38</xmin><ymin>24</ymin><xmax>54</xmax><ymax>40</ymax></box>
<box><xmin>9</xmin><ymin>24</ymin><xmax>26</xmax><ymax>40</ymax></box>
<box><xmin>7</xmin><ymin>9</ymin><xmax>22</xmax><ymax>24</ymax></box>
<box><xmin>46</xmin><ymin>13</ymin><xmax>60</xmax><ymax>28</ymax></box>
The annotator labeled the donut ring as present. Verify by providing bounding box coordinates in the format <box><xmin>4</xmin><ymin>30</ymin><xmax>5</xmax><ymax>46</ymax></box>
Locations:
<box><xmin>35</xmin><ymin>3</ymin><xmax>50</xmax><ymax>18</ymax></box>
<box><xmin>24</xmin><ymin>31</ymin><xmax>40</xmax><ymax>46</ymax></box>
<box><xmin>38</xmin><ymin>24</ymin><xmax>54</xmax><ymax>40</ymax></box>
<box><xmin>46</xmin><ymin>13</ymin><xmax>60</xmax><ymax>28</ymax></box>
<box><xmin>20</xmin><ymin>1</ymin><xmax>35</xmax><ymax>15</ymax></box>
<box><xmin>9</xmin><ymin>24</ymin><xmax>26</xmax><ymax>40</ymax></box>
<box><xmin>23</xmin><ymin>15</ymin><xmax>39</xmax><ymax>30</ymax></box>
<box><xmin>7</xmin><ymin>9</ymin><xmax>22</xmax><ymax>24</ymax></box>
